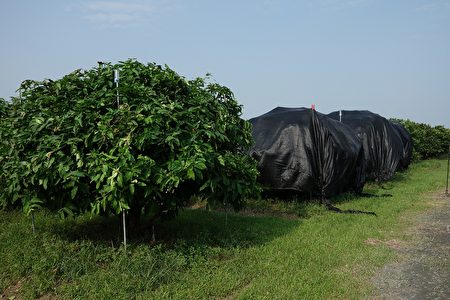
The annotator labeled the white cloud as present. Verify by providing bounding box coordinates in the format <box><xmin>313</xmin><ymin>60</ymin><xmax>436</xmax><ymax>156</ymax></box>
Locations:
<box><xmin>73</xmin><ymin>1</ymin><xmax>156</xmax><ymax>27</ymax></box>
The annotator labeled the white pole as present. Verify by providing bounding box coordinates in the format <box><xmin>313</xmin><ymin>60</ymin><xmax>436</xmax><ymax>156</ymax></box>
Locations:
<box><xmin>339</xmin><ymin>110</ymin><xmax>342</xmax><ymax>122</ymax></box>
<box><xmin>114</xmin><ymin>69</ymin><xmax>120</xmax><ymax>108</ymax></box>
<box><xmin>115</xmin><ymin>69</ymin><xmax>127</xmax><ymax>250</ymax></box>
<box><xmin>31</xmin><ymin>212</ymin><xmax>35</xmax><ymax>234</ymax></box>
<box><xmin>446</xmin><ymin>144</ymin><xmax>449</xmax><ymax>196</ymax></box>
<box><xmin>122</xmin><ymin>211</ymin><xmax>127</xmax><ymax>251</ymax></box>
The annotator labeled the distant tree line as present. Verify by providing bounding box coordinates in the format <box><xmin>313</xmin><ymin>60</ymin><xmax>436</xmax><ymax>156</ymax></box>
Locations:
<box><xmin>391</xmin><ymin>119</ymin><xmax>450</xmax><ymax>160</ymax></box>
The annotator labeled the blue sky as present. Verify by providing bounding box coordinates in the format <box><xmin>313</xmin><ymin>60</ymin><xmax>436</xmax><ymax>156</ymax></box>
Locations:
<box><xmin>1</xmin><ymin>0</ymin><xmax>449</xmax><ymax>126</ymax></box>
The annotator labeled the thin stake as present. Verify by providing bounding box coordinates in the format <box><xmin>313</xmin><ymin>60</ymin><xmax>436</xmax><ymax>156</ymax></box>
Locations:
<box><xmin>122</xmin><ymin>211</ymin><xmax>127</xmax><ymax>251</ymax></box>
<box><xmin>446</xmin><ymin>144</ymin><xmax>449</xmax><ymax>196</ymax></box>
<box><xmin>114</xmin><ymin>70</ymin><xmax>127</xmax><ymax>250</ymax></box>
<box><xmin>31</xmin><ymin>212</ymin><xmax>35</xmax><ymax>234</ymax></box>
<box><xmin>114</xmin><ymin>69</ymin><xmax>120</xmax><ymax>108</ymax></box>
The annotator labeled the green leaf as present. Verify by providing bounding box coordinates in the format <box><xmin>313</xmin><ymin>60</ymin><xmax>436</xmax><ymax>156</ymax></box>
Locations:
<box><xmin>58</xmin><ymin>206</ymin><xmax>74</xmax><ymax>219</ymax></box>
<box><xmin>68</xmin><ymin>171</ymin><xmax>85</xmax><ymax>178</ymax></box>
<box><xmin>23</xmin><ymin>196</ymin><xmax>43</xmax><ymax>215</ymax></box>
<box><xmin>187</xmin><ymin>168</ymin><xmax>195</xmax><ymax>180</ymax></box>
<box><xmin>71</xmin><ymin>186</ymin><xmax>78</xmax><ymax>199</ymax></box>
<box><xmin>117</xmin><ymin>173</ymin><xmax>123</xmax><ymax>187</ymax></box>
<box><xmin>217</xmin><ymin>155</ymin><xmax>225</xmax><ymax>166</ymax></box>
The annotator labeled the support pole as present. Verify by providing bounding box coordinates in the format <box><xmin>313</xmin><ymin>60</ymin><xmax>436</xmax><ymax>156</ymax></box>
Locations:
<box><xmin>114</xmin><ymin>69</ymin><xmax>127</xmax><ymax>251</ymax></box>
<box><xmin>446</xmin><ymin>144</ymin><xmax>449</xmax><ymax>196</ymax></box>
<box><xmin>152</xmin><ymin>225</ymin><xmax>155</xmax><ymax>242</ymax></box>
<box><xmin>114</xmin><ymin>69</ymin><xmax>120</xmax><ymax>108</ymax></box>
<box><xmin>31</xmin><ymin>212</ymin><xmax>35</xmax><ymax>234</ymax></box>
<box><xmin>122</xmin><ymin>211</ymin><xmax>127</xmax><ymax>251</ymax></box>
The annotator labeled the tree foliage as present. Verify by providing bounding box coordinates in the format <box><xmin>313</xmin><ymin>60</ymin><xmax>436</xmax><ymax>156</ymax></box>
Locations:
<box><xmin>0</xmin><ymin>98</ymin><xmax>8</xmax><ymax>117</ymax></box>
<box><xmin>0</xmin><ymin>60</ymin><xmax>260</xmax><ymax>220</ymax></box>
<box><xmin>391</xmin><ymin>118</ymin><xmax>450</xmax><ymax>160</ymax></box>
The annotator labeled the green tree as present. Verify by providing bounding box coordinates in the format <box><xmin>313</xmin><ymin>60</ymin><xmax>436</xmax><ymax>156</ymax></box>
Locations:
<box><xmin>391</xmin><ymin>118</ymin><xmax>450</xmax><ymax>160</ymax></box>
<box><xmin>0</xmin><ymin>60</ymin><xmax>260</xmax><ymax>225</ymax></box>
<box><xmin>0</xmin><ymin>98</ymin><xmax>7</xmax><ymax>116</ymax></box>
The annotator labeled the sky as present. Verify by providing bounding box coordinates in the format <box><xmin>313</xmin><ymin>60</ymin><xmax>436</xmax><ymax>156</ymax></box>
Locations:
<box><xmin>1</xmin><ymin>0</ymin><xmax>449</xmax><ymax>127</ymax></box>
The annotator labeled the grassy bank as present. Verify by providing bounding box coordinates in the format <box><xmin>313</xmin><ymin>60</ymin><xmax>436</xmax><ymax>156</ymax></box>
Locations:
<box><xmin>0</xmin><ymin>159</ymin><xmax>447</xmax><ymax>299</ymax></box>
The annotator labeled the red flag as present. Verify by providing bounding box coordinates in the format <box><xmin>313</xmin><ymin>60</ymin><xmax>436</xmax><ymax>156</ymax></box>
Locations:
<box><xmin>311</xmin><ymin>104</ymin><xmax>315</xmax><ymax>111</ymax></box>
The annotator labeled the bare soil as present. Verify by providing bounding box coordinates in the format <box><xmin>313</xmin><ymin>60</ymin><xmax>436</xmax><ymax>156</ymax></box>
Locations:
<box><xmin>1</xmin><ymin>280</ymin><xmax>22</xmax><ymax>299</ymax></box>
<box><xmin>372</xmin><ymin>193</ymin><xmax>450</xmax><ymax>299</ymax></box>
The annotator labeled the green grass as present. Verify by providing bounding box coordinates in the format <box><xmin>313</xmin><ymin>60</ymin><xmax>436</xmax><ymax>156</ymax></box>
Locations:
<box><xmin>0</xmin><ymin>159</ymin><xmax>447</xmax><ymax>299</ymax></box>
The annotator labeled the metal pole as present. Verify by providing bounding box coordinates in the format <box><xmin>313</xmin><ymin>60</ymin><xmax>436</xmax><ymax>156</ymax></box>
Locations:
<box><xmin>31</xmin><ymin>212</ymin><xmax>35</xmax><ymax>234</ymax></box>
<box><xmin>114</xmin><ymin>69</ymin><xmax>127</xmax><ymax>250</ymax></box>
<box><xmin>114</xmin><ymin>69</ymin><xmax>120</xmax><ymax>108</ymax></box>
<box><xmin>152</xmin><ymin>225</ymin><xmax>155</xmax><ymax>242</ymax></box>
<box><xmin>445</xmin><ymin>143</ymin><xmax>449</xmax><ymax>195</ymax></box>
<box><xmin>339</xmin><ymin>110</ymin><xmax>342</xmax><ymax>122</ymax></box>
<box><xmin>122</xmin><ymin>211</ymin><xmax>127</xmax><ymax>251</ymax></box>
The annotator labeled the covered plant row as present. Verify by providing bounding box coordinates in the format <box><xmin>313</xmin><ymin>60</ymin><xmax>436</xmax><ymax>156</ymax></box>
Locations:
<box><xmin>250</xmin><ymin>107</ymin><xmax>413</xmax><ymax>202</ymax></box>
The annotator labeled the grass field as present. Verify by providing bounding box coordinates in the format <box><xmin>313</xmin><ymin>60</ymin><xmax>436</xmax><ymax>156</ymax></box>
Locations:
<box><xmin>0</xmin><ymin>159</ymin><xmax>447</xmax><ymax>299</ymax></box>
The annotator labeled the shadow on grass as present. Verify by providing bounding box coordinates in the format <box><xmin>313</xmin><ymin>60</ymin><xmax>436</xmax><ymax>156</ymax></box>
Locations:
<box><xmin>44</xmin><ymin>166</ymin><xmax>416</xmax><ymax>248</ymax></box>
<box><xmin>330</xmin><ymin>192</ymin><xmax>391</xmax><ymax>206</ymax></box>
<box><xmin>44</xmin><ymin>214</ymin><xmax>123</xmax><ymax>245</ymax></box>
<box><xmin>257</xmin><ymin>189</ymin><xmax>377</xmax><ymax>214</ymax></box>
<box><xmin>47</xmin><ymin>208</ymin><xmax>301</xmax><ymax>250</ymax></box>
<box><xmin>44</xmin><ymin>169</ymin><xmax>415</xmax><ymax>248</ymax></box>
<box><xmin>255</xmin><ymin>176</ymin><xmax>404</xmax><ymax>214</ymax></box>
<box><xmin>368</xmin><ymin>171</ymin><xmax>409</xmax><ymax>189</ymax></box>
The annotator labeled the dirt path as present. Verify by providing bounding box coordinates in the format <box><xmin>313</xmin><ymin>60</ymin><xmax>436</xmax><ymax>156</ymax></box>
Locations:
<box><xmin>372</xmin><ymin>193</ymin><xmax>450</xmax><ymax>299</ymax></box>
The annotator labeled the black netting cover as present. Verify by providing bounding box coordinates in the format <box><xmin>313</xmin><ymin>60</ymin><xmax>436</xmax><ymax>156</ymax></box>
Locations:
<box><xmin>390</xmin><ymin>121</ymin><xmax>413</xmax><ymax>170</ymax></box>
<box><xmin>249</xmin><ymin>107</ymin><xmax>365</xmax><ymax>198</ymax></box>
<box><xmin>328</xmin><ymin>110</ymin><xmax>404</xmax><ymax>181</ymax></box>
